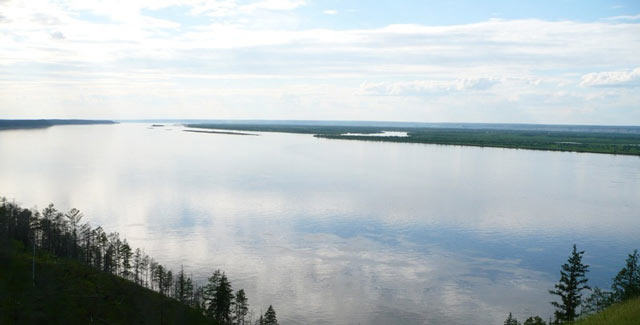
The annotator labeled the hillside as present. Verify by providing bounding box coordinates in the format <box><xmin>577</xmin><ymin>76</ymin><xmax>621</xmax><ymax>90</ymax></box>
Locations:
<box><xmin>572</xmin><ymin>298</ymin><xmax>640</xmax><ymax>325</ymax></box>
<box><xmin>0</xmin><ymin>241</ymin><xmax>215</xmax><ymax>324</ymax></box>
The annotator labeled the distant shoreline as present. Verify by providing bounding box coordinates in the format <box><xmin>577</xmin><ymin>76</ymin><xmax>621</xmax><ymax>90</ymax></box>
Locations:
<box><xmin>183</xmin><ymin>129</ymin><xmax>258</xmax><ymax>136</ymax></box>
<box><xmin>186</xmin><ymin>123</ymin><xmax>640</xmax><ymax>156</ymax></box>
<box><xmin>0</xmin><ymin>119</ymin><xmax>117</xmax><ymax>130</ymax></box>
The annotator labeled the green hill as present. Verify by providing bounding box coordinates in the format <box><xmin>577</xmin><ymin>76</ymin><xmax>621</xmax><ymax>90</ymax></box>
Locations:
<box><xmin>572</xmin><ymin>298</ymin><xmax>640</xmax><ymax>325</ymax></box>
<box><xmin>0</xmin><ymin>241</ymin><xmax>215</xmax><ymax>324</ymax></box>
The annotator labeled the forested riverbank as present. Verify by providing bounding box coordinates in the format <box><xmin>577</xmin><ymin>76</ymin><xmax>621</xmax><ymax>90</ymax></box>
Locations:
<box><xmin>0</xmin><ymin>119</ymin><xmax>116</xmax><ymax>130</ymax></box>
<box><xmin>0</xmin><ymin>199</ymin><xmax>278</xmax><ymax>325</ymax></box>
<box><xmin>186</xmin><ymin>124</ymin><xmax>640</xmax><ymax>156</ymax></box>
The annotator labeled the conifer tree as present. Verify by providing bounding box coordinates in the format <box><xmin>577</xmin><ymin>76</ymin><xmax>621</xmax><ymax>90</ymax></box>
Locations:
<box><xmin>523</xmin><ymin>316</ymin><xmax>545</xmax><ymax>325</ymax></box>
<box><xmin>611</xmin><ymin>249</ymin><xmax>640</xmax><ymax>301</ymax></box>
<box><xmin>233</xmin><ymin>289</ymin><xmax>249</xmax><ymax>325</ymax></box>
<box><xmin>175</xmin><ymin>266</ymin><xmax>194</xmax><ymax>304</ymax></box>
<box><xmin>504</xmin><ymin>312</ymin><xmax>519</xmax><ymax>325</ymax></box>
<box><xmin>205</xmin><ymin>270</ymin><xmax>234</xmax><ymax>322</ymax></box>
<box><xmin>64</xmin><ymin>208</ymin><xmax>83</xmax><ymax>258</ymax></box>
<box><xmin>214</xmin><ymin>272</ymin><xmax>234</xmax><ymax>323</ymax></box>
<box><xmin>204</xmin><ymin>270</ymin><xmax>222</xmax><ymax>318</ymax></box>
<box><xmin>120</xmin><ymin>239</ymin><xmax>133</xmax><ymax>278</ymax></box>
<box><xmin>263</xmin><ymin>305</ymin><xmax>278</xmax><ymax>325</ymax></box>
<box><xmin>549</xmin><ymin>245</ymin><xmax>590</xmax><ymax>322</ymax></box>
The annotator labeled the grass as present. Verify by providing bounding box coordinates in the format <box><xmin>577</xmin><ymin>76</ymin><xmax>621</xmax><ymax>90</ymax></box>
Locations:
<box><xmin>572</xmin><ymin>298</ymin><xmax>640</xmax><ymax>325</ymax></box>
<box><xmin>185</xmin><ymin>124</ymin><xmax>640</xmax><ymax>156</ymax></box>
<box><xmin>0</xmin><ymin>241</ymin><xmax>214</xmax><ymax>324</ymax></box>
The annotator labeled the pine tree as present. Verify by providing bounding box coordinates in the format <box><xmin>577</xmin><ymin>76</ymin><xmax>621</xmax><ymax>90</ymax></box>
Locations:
<box><xmin>204</xmin><ymin>270</ymin><xmax>222</xmax><ymax>318</ymax></box>
<box><xmin>120</xmin><ymin>239</ymin><xmax>133</xmax><ymax>278</ymax></box>
<box><xmin>263</xmin><ymin>305</ymin><xmax>278</xmax><ymax>325</ymax></box>
<box><xmin>523</xmin><ymin>315</ymin><xmax>546</xmax><ymax>325</ymax></box>
<box><xmin>175</xmin><ymin>266</ymin><xmax>194</xmax><ymax>304</ymax></box>
<box><xmin>582</xmin><ymin>287</ymin><xmax>614</xmax><ymax>316</ymax></box>
<box><xmin>549</xmin><ymin>245</ymin><xmax>591</xmax><ymax>322</ymax></box>
<box><xmin>133</xmin><ymin>248</ymin><xmax>142</xmax><ymax>284</ymax></box>
<box><xmin>504</xmin><ymin>312</ymin><xmax>519</xmax><ymax>325</ymax></box>
<box><xmin>64</xmin><ymin>208</ymin><xmax>83</xmax><ymax>258</ymax></box>
<box><xmin>205</xmin><ymin>270</ymin><xmax>234</xmax><ymax>322</ymax></box>
<box><xmin>611</xmin><ymin>249</ymin><xmax>640</xmax><ymax>301</ymax></box>
<box><xmin>233</xmin><ymin>289</ymin><xmax>249</xmax><ymax>325</ymax></box>
<box><xmin>214</xmin><ymin>273</ymin><xmax>234</xmax><ymax>323</ymax></box>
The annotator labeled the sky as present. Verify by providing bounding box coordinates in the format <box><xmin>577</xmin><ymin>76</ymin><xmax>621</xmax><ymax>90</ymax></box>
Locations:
<box><xmin>1</xmin><ymin>0</ymin><xmax>640</xmax><ymax>124</ymax></box>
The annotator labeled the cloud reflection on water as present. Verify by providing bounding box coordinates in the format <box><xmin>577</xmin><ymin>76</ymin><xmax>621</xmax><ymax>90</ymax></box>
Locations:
<box><xmin>0</xmin><ymin>124</ymin><xmax>639</xmax><ymax>324</ymax></box>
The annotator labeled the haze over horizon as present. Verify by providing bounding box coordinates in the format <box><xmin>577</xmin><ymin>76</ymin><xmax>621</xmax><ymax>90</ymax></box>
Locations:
<box><xmin>1</xmin><ymin>0</ymin><xmax>640</xmax><ymax>125</ymax></box>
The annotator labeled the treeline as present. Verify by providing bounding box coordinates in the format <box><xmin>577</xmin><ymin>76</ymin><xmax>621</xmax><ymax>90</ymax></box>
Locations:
<box><xmin>0</xmin><ymin>198</ymin><xmax>278</xmax><ymax>325</ymax></box>
<box><xmin>504</xmin><ymin>245</ymin><xmax>640</xmax><ymax>325</ymax></box>
<box><xmin>0</xmin><ymin>119</ymin><xmax>116</xmax><ymax>129</ymax></box>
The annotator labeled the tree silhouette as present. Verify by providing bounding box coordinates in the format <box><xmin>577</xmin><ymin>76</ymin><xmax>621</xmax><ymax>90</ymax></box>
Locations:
<box><xmin>611</xmin><ymin>249</ymin><xmax>640</xmax><ymax>301</ymax></box>
<box><xmin>233</xmin><ymin>289</ymin><xmax>249</xmax><ymax>325</ymax></box>
<box><xmin>204</xmin><ymin>270</ymin><xmax>234</xmax><ymax>322</ymax></box>
<box><xmin>504</xmin><ymin>312</ymin><xmax>519</xmax><ymax>325</ymax></box>
<box><xmin>263</xmin><ymin>305</ymin><xmax>278</xmax><ymax>325</ymax></box>
<box><xmin>0</xmin><ymin>199</ymin><xmax>262</xmax><ymax>323</ymax></box>
<box><xmin>549</xmin><ymin>244</ymin><xmax>590</xmax><ymax>322</ymax></box>
<box><xmin>523</xmin><ymin>315</ymin><xmax>545</xmax><ymax>325</ymax></box>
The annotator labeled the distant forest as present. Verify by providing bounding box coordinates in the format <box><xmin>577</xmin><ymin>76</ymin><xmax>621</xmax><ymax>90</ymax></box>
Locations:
<box><xmin>186</xmin><ymin>123</ymin><xmax>640</xmax><ymax>156</ymax></box>
<box><xmin>0</xmin><ymin>119</ymin><xmax>116</xmax><ymax>129</ymax></box>
<box><xmin>0</xmin><ymin>198</ymin><xmax>278</xmax><ymax>325</ymax></box>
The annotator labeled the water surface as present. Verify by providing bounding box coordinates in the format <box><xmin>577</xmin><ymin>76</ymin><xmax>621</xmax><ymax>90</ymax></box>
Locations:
<box><xmin>0</xmin><ymin>124</ymin><xmax>638</xmax><ymax>324</ymax></box>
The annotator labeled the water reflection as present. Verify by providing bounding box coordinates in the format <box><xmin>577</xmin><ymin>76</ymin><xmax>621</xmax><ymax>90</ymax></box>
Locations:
<box><xmin>0</xmin><ymin>124</ymin><xmax>638</xmax><ymax>324</ymax></box>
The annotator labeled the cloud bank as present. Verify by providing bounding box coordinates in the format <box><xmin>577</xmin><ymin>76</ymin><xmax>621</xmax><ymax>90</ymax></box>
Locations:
<box><xmin>580</xmin><ymin>67</ymin><xmax>640</xmax><ymax>87</ymax></box>
<box><xmin>0</xmin><ymin>1</ymin><xmax>639</xmax><ymax>124</ymax></box>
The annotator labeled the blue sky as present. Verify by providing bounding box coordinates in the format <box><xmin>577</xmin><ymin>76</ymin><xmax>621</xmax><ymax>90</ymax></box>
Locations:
<box><xmin>1</xmin><ymin>0</ymin><xmax>639</xmax><ymax>124</ymax></box>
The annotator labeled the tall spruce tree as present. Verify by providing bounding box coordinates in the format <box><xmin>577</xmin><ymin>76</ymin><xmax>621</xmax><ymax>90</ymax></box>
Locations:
<box><xmin>233</xmin><ymin>289</ymin><xmax>249</xmax><ymax>325</ymax></box>
<box><xmin>204</xmin><ymin>270</ymin><xmax>222</xmax><ymax>318</ymax></box>
<box><xmin>549</xmin><ymin>245</ymin><xmax>591</xmax><ymax>323</ymax></box>
<box><xmin>504</xmin><ymin>312</ymin><xmax>520</xmax><ymax>325</ymax></box>
<box><xmin>611</xmin><ymin>249</ymin><xmax>640</xmax><ymax>301</ymax></box>
<box><xmin>205</xmin><ymin>270</ymin><xmax>234</xmax><ymax>323</ymax></box>
<box><xmin>213</xmin><ymin>272</ymin><xmax>234</xmax><ymax>323</ymax></box>
<box><xmin>263</xmin><ymin>305</ymin><xmax>278</xmax><ymax>325</ymax></box>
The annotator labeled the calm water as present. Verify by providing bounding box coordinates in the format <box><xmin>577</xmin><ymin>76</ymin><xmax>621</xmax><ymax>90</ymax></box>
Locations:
<box><xmin>1</xmin><ymin>124</ymin><xmax>639</xmax><ymax>324</ymax></box>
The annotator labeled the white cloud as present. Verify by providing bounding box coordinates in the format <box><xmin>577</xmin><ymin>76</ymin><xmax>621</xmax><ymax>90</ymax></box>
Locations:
<box><xmin>242</xmin><ymin>0</ymin><xmax>305</xmax><ymax>11</ymax></box>
<box><xmin>605</xmin><ymin>13</ymin><xmax>640</xmax><ymax>20</ymax></box>
<box><xmin>0</xmin><ymin>1</ymin><xmax>639</xmax><ymax>123</ymax></box>
<box><xmin>323</xmin><ymin>9</ymin><xmax>338</xmax><ymax>15</ymax></box>
<box><xmin>359</xmin><ymin>78</ymin><xmax>500</xmax><ymax>96</ymax></box>
<box><xmin>580</xmin><ymin>67</ymin><xmax>640</xmax><ymax>87</ymax></box>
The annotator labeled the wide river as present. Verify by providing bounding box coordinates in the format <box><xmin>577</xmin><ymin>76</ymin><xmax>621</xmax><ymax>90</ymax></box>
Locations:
<box><xmin>1</xmin><ymin>123</ymin><xmax>639</xmax><ymax>324</ymax></box>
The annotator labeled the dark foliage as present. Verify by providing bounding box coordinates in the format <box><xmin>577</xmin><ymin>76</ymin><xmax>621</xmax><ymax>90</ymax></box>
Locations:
<box><xmin>612</xmin><ymin>250</ymin><xmax>640</xmax><ymax>302</ymax></box>
<box><xmin>523</xmin><ymin>315</ymin><xmax>546</xmax><ymax>325</ymax></box>
<box><xmin>262</xmin><ymin>305</ymin><xmax>278</xmax><ymax>325</ymax></box>
<box><xmin>504</xmin><ymin>312</ymin><xmax>520</xmax><ymax>325</ymax></box>
<box><xmin>549</xmin><ymin>245</ymin><xmax>591</xmax><ymax>322</ymax></box>
<box><xmin>0</xmin><ymin>198</ymin><xmax>276</xmax><ymax>324</ymax></box>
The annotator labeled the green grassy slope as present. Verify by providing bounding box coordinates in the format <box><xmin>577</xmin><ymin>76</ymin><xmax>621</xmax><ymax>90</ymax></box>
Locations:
<box><xmin>0</xmin><ymin>241</ymin><xmax>214</xmax><ymax>324</ymax></box>
<box><xmin>573</xmin><ymin>298</ymin><xmax>640</xmax><ymax>325</ymax></box>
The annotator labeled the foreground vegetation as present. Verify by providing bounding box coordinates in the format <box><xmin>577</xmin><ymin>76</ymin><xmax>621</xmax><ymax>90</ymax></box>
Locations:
<box><xmin>504</xmin><ymin>246</ymin><xmax>640</xmax><ymax>325</ymax></box>
<box><xmin>0</xmin><ymin>241</ymin><xmax>212</xmax><ymax>324</ymax></box>
<box><xmin>186</xmin><ymin>124</ymin><xmax>640</xmax><ymax>156</ymax></box>
<box><xmin>571</xmin><ymin>298</ymin><xmax>640</xmax><ymax>325</ymax></box>
<box><xmin>0</xmin><ymin>199</ymin><xmax>278</xmax><ymax>324</ymax></box>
